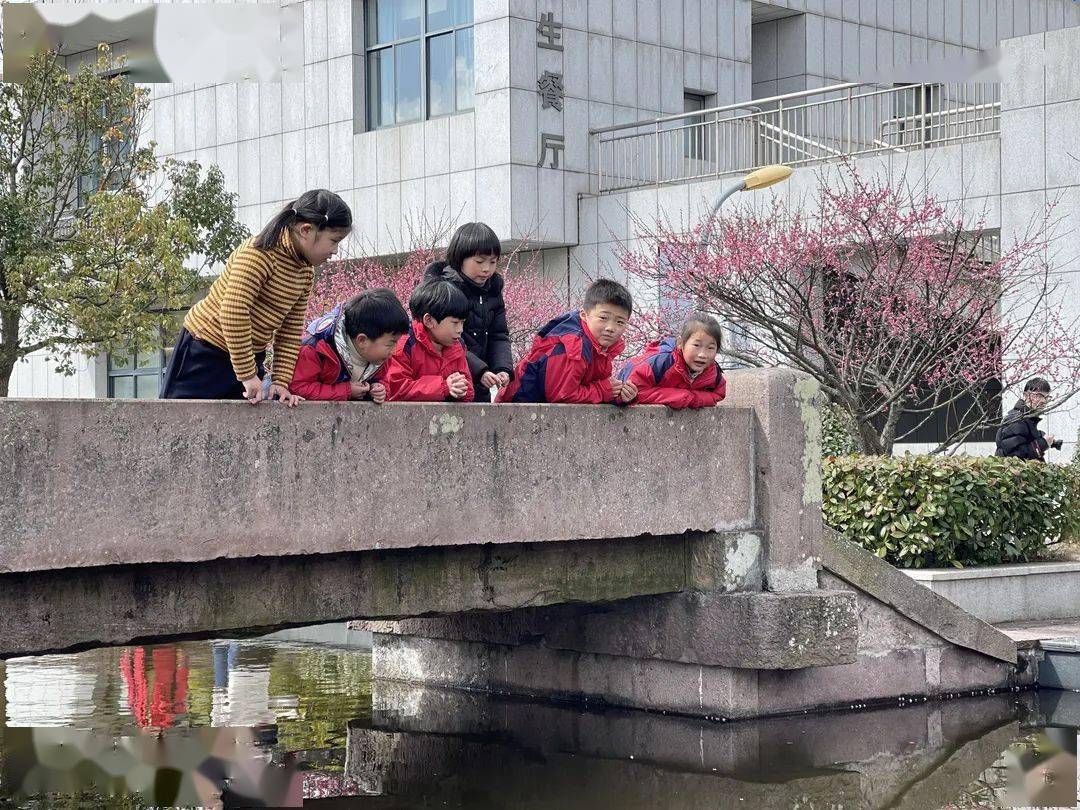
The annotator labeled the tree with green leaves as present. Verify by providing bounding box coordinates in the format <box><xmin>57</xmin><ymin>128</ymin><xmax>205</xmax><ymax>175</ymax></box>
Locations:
<box><xmin>0</xmin><ymin>45</ymin><xmax>248</xmax><ymax>396</ymax></box>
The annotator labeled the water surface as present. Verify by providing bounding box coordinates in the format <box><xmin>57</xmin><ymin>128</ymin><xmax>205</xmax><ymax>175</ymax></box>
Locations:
<box><xmin>0</xmin><ymin>632</ymin><xmax>1075</xmax><ymax>809</ymax></box>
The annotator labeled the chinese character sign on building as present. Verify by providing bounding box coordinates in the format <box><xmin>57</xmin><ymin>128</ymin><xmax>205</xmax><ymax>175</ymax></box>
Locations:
<box><xmin>536</xmin><ymin>12</ymin><xmax>565</xmax><ymax>168</ymax></box>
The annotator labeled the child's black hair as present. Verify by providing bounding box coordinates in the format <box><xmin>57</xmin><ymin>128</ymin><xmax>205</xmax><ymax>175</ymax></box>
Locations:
<box><xmin>1024</xmin><ymin>377</ymin><xmax>1051</xmax><ymax>394</ymax></box>
<box><xmin>680</xmin><ymin>313</ymin><xmax>724</xmax><ymax>347</ymax></box>
<box><xmin>409</xmin><ymin>279</ymin><xmax>470</xmax><ymax>322</ymax></box>
<box><xmin>583</xmin><ymin>278</ymin><xmax>634</xmax><ymax>316</ymax></box>
<box><xmin>253</xmin><ymin>189</ymin><xmax>352</xmax><ymax>251</ymax></box>
<box><xmin>343</xmin><ymin>288</ymin><xmax>410</xmax><ymax>341</ymax></box>
<box><xmin>446</xmin><ymin>222</ymin><xmax>501</xmax><ymax>270</ymax></box>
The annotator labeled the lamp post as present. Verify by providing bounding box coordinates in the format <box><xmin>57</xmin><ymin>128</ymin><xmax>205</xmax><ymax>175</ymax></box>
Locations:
<box><xmin>705</xmin><ymin>164</ymin><xmax>794</xmax><ymax>225</ymax></box>
<box><xmin>698</xmin><ymin>164</ymin><xmax>792</xmax><ymax>369</ymax></box>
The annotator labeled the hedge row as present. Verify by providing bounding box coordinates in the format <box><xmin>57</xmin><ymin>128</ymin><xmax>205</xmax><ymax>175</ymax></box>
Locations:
<box><xmin>823</xmin><ymin>454</ymin><xmax>1080</xmax><ymax>568</ymax></box>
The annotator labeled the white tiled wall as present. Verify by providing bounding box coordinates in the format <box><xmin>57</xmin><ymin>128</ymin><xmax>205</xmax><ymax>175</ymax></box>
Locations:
<box><xmin>7</xmin><ymin>351</ymin><xmax>105</xmax><ymax>399</ymax></box>
<box><xmin>143</xmin><ymin>0</ymin><xmax>756</xmax><ymax>262</ymax></box>
<box><xmin>995</xmin><ymin>26</ymin><xmax>1080</xmax><ymax>460</ymax></box>
<box><xmin>750</xmin><ymin>0</ymin><xmax>1080</xmax><ymax>97</ymax></box>
<box><xmin>139</xmin><ymin>0</ymin><xmax>1080</xmax><ymax>269</ymax></box>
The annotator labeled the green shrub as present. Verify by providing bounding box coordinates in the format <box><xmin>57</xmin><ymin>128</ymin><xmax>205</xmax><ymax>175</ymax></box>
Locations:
<box><xmin>823</xmin><ymin>454</ymin><xmax>1080</xmax><ymax>568</ymax></box>
<box><xmin>821</xmin><ymin>401</ymin><xmax>861</xmax><ymax>457</ymax></box>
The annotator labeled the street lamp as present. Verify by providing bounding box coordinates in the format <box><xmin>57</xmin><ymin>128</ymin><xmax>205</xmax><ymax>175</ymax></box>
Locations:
<box><xmin>698</xmin><ymin>164</ymin><xmax>792</xmax><ymax>370</ymax></box>
<box><xmin>705</xmin><ymin>164</ymin><xmax>793</xmax><ymax>224</ymax></box>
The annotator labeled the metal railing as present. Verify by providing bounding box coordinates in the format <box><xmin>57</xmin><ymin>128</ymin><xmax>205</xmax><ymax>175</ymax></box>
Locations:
<box><xmin>591</xmin><ymin>83</ymin><xmax>1001</xmax><ymax>194</ymax></box>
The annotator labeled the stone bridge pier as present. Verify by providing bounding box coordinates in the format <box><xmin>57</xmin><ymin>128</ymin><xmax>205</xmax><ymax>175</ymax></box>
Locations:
<box><xmin>0</xmin><ymin>369</ymin><xmax>1026</xmax><ymax>718</ymax></box>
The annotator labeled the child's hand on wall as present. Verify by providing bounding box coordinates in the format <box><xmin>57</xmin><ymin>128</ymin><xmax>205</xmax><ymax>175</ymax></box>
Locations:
<box><xmin>242</xmin><ymin>376</ymin><xmax>265</xmax><ymax>405</ymax></box>
<box><xmin>446</xmin><ymin>372</ymin><xmax>469</xmax><ymax>400</ymax></box>
<box><xmin>268</xmin><ymin>383</ymin><xmax>304</xmax><ymax>407</ymax></box>
<box><xmin>618</xmin><ymin>380</ymin><xmax>638</xmax><ymax>403</ymax></box>
<box><xmin>370</xmin><ymin>383</ymin><xmax>387</xmax><ymax>404</ymax></box>
<box><xmin>349</xmin><ymin>381</ymin><xmax>371</xmax><ymax>400</ymax></box>
<box><xmin>610</xmin><ymin>377</ymin><xmax>625</xmax><ymax>402</ymax></box>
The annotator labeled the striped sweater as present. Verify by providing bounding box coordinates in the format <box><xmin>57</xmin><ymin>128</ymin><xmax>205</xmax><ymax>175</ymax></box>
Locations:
<box><xmin>184</xmin><ymin>229</ymin><xmax>314</xmax><ymax>386</ymax></box>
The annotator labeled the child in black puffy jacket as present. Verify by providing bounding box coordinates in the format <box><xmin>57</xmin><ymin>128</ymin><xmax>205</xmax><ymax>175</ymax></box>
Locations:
<box><xmin>422</xmin><ymin>222</ymin><xmax>513</xmax><ymax>402</ymax></box>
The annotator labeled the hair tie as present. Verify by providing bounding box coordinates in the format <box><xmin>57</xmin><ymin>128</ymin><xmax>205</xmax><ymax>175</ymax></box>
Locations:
<box><xmin>290</xmin><ymin>207</ymin><xmax>297</xmax><ymax>215</ymax></box>
<box><xmin>323</xmin><ymin>212</ymin><xmax>329</xmax><ymax>222</ymax></box>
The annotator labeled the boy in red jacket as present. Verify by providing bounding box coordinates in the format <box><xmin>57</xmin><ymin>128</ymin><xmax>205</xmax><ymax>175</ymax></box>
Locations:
<box><xmin>619</xmin><ymin>313</ymin><xmax>727</xmax><ymax>409</ymax></box>
<box><xmin>290</xmin><ymin>288</ymin><xmax>410</xmax><ymax>402</ymax></box>
<box><xmin>498</xmin><ymin>278</ymin><xmax>637</xmax><ymax>404</ymax></box>
<box><xmin>385</xmin><ymin>279</ymin><xmax>475</xmax><ymax>402</ymax></box>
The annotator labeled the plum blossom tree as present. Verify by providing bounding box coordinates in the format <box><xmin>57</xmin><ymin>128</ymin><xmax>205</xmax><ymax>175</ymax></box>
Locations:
<box><xmin>621</xmin><ymin>163</ymin><xmax>1080</xmax><ymax>455</ymax></box>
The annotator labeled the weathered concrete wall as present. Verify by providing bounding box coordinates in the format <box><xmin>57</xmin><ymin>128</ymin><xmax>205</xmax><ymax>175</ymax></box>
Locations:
<box><xmin>363</xmin><ymin>533</ymin><xmax>1025</xmax><ymax>718</ymax></box>
<box><xmin>723</xmin><ymin>368</ymin><xmax>823</xmax><ymax>591</ymax></box>
<box><xmin>0</xmin><ymin>398</ymin><xmax>755</xmax><ymax>573</ymax></box>
<box><xmin>363</xmin><ymin>589</ymin><xmax>857</xmax><ymax>670</ymax></box>
<box><xmin>820</xmin><ymin>530</ymin><xmax>1017</xmax><ymax>664</ymax></box>
<box><xmin>0</xmin><ymin>531</ymin><xmax>758</xmax><ymax>658</ymax></box>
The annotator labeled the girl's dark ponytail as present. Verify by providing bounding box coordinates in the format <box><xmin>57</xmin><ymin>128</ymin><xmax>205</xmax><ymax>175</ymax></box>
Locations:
<box><xmin>252</xmin><ymin>188</ymin><xmax>352</xmax><ymax>251</ymax></box>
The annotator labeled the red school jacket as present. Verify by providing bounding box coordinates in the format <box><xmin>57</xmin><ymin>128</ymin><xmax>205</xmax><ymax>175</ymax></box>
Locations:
<box><xmin>289</xmin><ymin>305</ymin><xmax>388</xmax><ymax>401</ymax></box>
<box><xmin>618</xmin><ymin>337</ymin><xmax>727</xmax><ymax>409</ymax></box>
<box><xmin>384</xmin><ymin>321</ymin><xmax>476</xmax><ymax>402</ymax></box>
<box><xmin>496</xmin><ymin>311</ymin><xmax>624</xmax><ymax>404</ymax></box>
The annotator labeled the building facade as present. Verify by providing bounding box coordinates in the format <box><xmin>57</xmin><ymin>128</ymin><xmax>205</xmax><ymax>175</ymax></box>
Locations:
<box><xmin>9</xmin><ymin>0</ymin><xmax>1080</xmax><ymax>457</ymax></box>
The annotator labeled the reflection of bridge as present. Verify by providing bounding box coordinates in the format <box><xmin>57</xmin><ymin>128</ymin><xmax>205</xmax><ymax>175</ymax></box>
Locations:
<box><xmin>0</xmin><ymin>369</ymin><xmax>1027</xmax><ymax>718</ymax></box>
<box><xmin>346</xmin><ymin>682</ymin><xmax>1035</xmax><ymax>808</ymax></box>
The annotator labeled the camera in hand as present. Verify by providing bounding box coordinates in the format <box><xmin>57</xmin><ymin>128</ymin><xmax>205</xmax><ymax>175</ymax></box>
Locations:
<box><xmin>1051</xmin><ymin>438</ymin><xmax>1064</xmax><ymax>451</ymax></box>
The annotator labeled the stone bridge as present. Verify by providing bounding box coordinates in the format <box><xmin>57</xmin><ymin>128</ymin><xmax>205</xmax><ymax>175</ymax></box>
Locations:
<box><xmin>0</xmin><ymin>369</ymin><xmax>1027</xmax><ymax>718</ymax></box>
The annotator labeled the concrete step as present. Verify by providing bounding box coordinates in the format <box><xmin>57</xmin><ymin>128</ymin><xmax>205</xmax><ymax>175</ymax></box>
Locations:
<box><xmin>363</xmin><ymin>589</ymin><xmax>860</xmax><ymax>671</ymax></box>
<box><xmin>1039</xmin><ymin>640</ymin><xmax>1080</xmax><ymax>690</ymax></box>
<box><xmin>996</xmin><ymin>617</ymin><xmax>1080</xmax><ymax>690</ymax></box>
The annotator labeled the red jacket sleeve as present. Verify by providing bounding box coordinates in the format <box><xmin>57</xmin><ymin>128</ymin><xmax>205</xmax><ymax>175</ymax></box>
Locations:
<box><xmin>634</xmin><ymin>386</ymin><xmax>699</xmax><ymax>408</ymax></box>
<box><xmin>385</xmin><ymin>346</ymin><xmax>450</xmax><ymax>402</ymax></box>
<box><xmin>290</xmin><ymin>345</ymin><xmax>351</xmax><ymax>401</ymax></box>
<box><xmin>690</xmin><ymin>374</ymin><xmax>727</xmax><ymax>408</ymax></box>
<box><xmin>630</xmin><ymin>362</ymin><xmax>697</xmax><ymax>407</ymax></box>
<box><xmin>544</xmin><ymin>339</ymin><xmax>615</xmax><ymax>404</ymax></box>
<box><xmin>627</xmin><ymin>363</ymin><xmax>728</xmax><ymax>409</ymax></box>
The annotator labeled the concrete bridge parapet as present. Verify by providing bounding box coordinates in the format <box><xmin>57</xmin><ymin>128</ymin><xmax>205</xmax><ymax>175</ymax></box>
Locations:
<box><xmin>1</xmin><ymin>367</ymin><xmax>803</xmax><ymax>656</ymax></box>
<box><xmin>0</xmin><ymin>381</ymin><xmax>773</xmax><ymax>573</ymax></box>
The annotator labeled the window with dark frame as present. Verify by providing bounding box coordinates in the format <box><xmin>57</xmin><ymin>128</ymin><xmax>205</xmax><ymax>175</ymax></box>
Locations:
<box><xmin>683</xmin><ymin>91</ymin><xmax>715</xmax><ymax>162</ymax></box>
<box><xmin>822</xmin><ymin>232</ymin><xmax>1004</xmax><ymax>446</ymax></box>
<box><xmin>108</xmin><ymin>347</ymin><xmax>165</xmax><ymax>399</ymax></box>
<box><xmin>365</xmin><ymin>0</ymin><xmax>475</xmax><ymax>130</ymax></box>
<box><xmin>891</xmin><ymin>83</ymin><xmax>943</xmax><ymax>148</ymax></box>
<box><xmin>107</xmin><ymin>311</ymin><xmax>187</xmax><ymax>399</ymax></box>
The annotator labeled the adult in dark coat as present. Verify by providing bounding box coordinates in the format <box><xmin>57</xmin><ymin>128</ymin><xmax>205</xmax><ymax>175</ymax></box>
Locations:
<box><xmin>423</xmin><ymin>222</ymin><xmax>514</xmax><ymax>402</ymax></box>
<box><xmin>995</xmin><ymin>377</ymin><xmax>1057</xmax><ymax>461</ymax></box>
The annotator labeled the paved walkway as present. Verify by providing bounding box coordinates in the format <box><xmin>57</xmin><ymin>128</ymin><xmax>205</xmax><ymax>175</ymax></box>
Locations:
<box><xmin>996</xmin><ymin>618</ymin><xmax>1080</xmax><ymax>643</ymax></box>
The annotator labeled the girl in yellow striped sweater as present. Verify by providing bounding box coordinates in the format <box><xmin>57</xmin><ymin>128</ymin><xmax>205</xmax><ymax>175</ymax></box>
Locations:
<box><xmin>161</xmin><ymin>189</ymin><xmax>352</xmax><ymax>405</ymax></box>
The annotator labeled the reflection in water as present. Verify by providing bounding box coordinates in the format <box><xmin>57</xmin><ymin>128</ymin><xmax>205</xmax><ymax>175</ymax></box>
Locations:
<box><xmin>119</xmin><ymin>647</ymin><xmax>190</xmax><ymax>730</ymax></box>
<box><xmin>343</xmin><ymin>683</ymin><xmax>1071</xmax><ymax>810</ymax></box>
<box><xmin>1</xmin><ymin>637</ymin><xmax>371</xmax><ymax>808</ymax></box>
<box><xmin>0</xmin><ymin>634</ymin><xmax>1076</xmax><ymax>808</ymax></box>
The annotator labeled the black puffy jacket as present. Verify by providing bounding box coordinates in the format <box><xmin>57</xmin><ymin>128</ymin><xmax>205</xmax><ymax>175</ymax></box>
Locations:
<box><xmin>423</xmin><ymin>261</ymin><xmax>514</xmax><ymax>387</ymax></box>
<box><xmin>995</xmin><ymin>401</ymin><xmax>1049</xmax><ymax>461</ymax></box>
